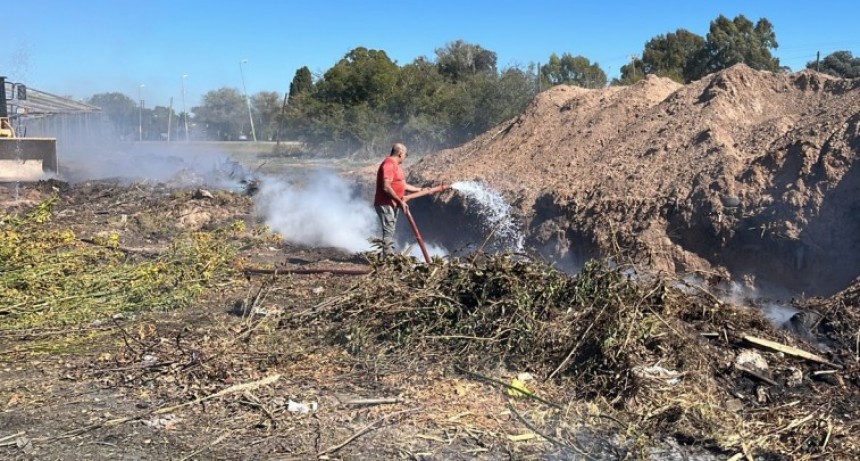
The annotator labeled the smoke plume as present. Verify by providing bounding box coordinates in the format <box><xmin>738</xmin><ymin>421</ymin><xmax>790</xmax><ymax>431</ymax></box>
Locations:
<box><xmin>254</xmin><ymin>171</ymin><xmax>377</xmax><ymax>253</ymax></box>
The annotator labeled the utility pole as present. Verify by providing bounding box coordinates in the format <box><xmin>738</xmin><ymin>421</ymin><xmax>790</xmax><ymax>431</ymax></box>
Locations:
<box><xmin>275</xmin><ymin>91</ymin><xmax>288</xmax><ymax>148</ymax></box>
<box><xmin>182</xmin><ymin>74</ymin><xmax>190</xmax><ymax>141</ymax></box>
<box><xmin>816</xmin><ymin>51</ymin><xmax>820</xmax><ymax>72</ymax></box>
<box><xmin>138</xmin><ymin>84</ymin><xmax>145</xmax><ymax>142</ymax></box>
<box><xmin>167</xmin><ymin>97</ymin><xmax>173</xmax><ymax>142</ymax></box>
<box><xmin>239</xmin><ymin>59</ymin><xmax>257</xmax><ymax>142</ymax></box>
<box><xmin>537</xmin><ymin>61</ymin><xmax>541</xmax><ymax>93</ymax></box>
<box><xmin>630</xmin><ymin>55</ymin><xmax>637</xmax><ymax>81</ymax></box>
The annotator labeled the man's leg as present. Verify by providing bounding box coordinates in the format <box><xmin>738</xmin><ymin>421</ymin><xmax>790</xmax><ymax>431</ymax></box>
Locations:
<box><xmin>375</xmin><ymin>205</ymin><xmax>399</xmax><ymax>256</ymax></box>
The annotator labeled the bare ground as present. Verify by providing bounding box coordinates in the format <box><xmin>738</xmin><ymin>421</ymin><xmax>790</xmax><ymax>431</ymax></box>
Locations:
<box><xmin>2</xmin><ymin>179</ymin><xmax>860</xmax><ymax>460</ymax></box>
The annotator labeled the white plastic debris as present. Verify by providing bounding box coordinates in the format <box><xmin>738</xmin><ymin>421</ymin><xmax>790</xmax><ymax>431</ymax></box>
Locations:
<box><xmin>287</xmin><ymin>399</ymin><xmax>318</xmax><ymax>413</ymax></box>
<box><xmin>143</xmin><ymin>413</ymin><xmax>181</xmax><ymax>429</ymax></box>
<box><xmin>631</xmin><ymin>365</ymin><xmax>683</xmax><ymax>385</ymax></box>
<box><xmin>735</xmin><ymin>349</ymin><xmax>769</xmax><ymax>372</ymax></box>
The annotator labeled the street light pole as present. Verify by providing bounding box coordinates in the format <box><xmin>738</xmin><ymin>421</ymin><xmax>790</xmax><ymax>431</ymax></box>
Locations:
<box><xmin>138</xmin><ymin>84</ymin><xmax>145</xmax><ymax>142</ymax></box>
<box><xmin>181</xmin><ymin>74</ymin><xmax>189</xmax><ymax>141</ymax></box>
<box><xmin>239</xmin><ymin>59</ymin><xmax>257</xmax><ymax>142</ymax></box>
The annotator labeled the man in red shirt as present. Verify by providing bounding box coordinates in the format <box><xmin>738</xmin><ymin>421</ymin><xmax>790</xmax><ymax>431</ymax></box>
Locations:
<box><xmin>374</xmin><ymin>143</ymin><xmax>425</xmax><ymax>256</ymax></box>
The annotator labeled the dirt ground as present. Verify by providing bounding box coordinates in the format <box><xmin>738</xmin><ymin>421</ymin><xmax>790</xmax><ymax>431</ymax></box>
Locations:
<box><xmin>3</xmin><ymin>65</ymin><xmax>860</xmax><ymax>460</ymax></box>
<box><xmin>2</xmin><ymin>178</ymin><xmax>859</xmax><ymax>461</ymax></box>
<box><xmin>412</xmin><ymin>64</ymin><xmax>860</xmax><ymax>298</ymax></box>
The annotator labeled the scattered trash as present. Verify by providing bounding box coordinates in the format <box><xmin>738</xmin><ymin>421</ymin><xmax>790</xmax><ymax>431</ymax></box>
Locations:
<box><xmin>287</xmin><ymin>399</ymin><xmax>318</xmax><ymax>413</ymax></box>
<box><xmin>735</xmin><ymin>349</ymin><xmax>768</xmax><ymax>372</ymax></box>
<box><xmin>631</xmin><ymin>365</ymin><xmax>683</xmax><ymax>385</ymax></box>
<box><xmin>251</xmin><ymin>306</ymin><xmax>282</xmax><ymax>316</ymax></box>
<box><xmin>516</xmin><ymin>372</ymin><xmax>534</xmax><ymax>382</ymax></box>
<box><xmin>785</xmin><ymin>367</ymin><xmax>803</xmax><ymax>387</ymax></box>
<box><xmin>193</xmin><ymin>188</ymin><xmax>214</xmax><ymax>199</ymax></box>
<box><xmin>16</xmin><ymin>436</ymin><xmax>34</xmax><ymax>454</ymax></box>
<box><xmin>507</xmin><ymin>378</ymin><xmax>532</xmax><ymax>397</ymax></box>
<box><xmin>143</xmin><ymin>414</ymin><xmax>181</xmax><ymax>430</ymax></box>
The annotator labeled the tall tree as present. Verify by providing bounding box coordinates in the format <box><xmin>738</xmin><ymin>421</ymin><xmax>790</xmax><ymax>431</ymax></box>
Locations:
<box><xmin>252</xmin><ymin>91</ymin><xmax>282</xmax><ymax>141</ymax></box>
<box><xmin>390</xmin><ymin>56</ymin><xmax>447</xmax><ymax>149</ymax></box>
<box><xmin>192</xmin><ymin>88</ymin><xmax>247</xmax><ymax>140</ymax></box>
<box><xmin>148</xmin><ymin>105</ymin><xmax>177</xmax><ymax>141</ymax></box>
<box><xmin>316</xmin><ymin>47</ymin><xmax>399</xmax><ymax>108</ymax></box>
<box><xmin>435</xmin><ymin>40</ymin><xmax>498</xmax><ymax>81</ymax></box>
<box><xmin>807</xmin><ymin>50</ymin><xmax>860</xmax><ymax>78</ymax></box>
<box><xmin>614</xmin><ymin>57</ymin><xmax>646</xmax><ymax>86</ymax></box>
<box><xmin>541</xmin><ymin>53</ymin><xmax>607</xmax><ymax>88</ymax></box>
<box><xmin>87</xmin><ymin>92</ymin><xmax>138</xmax><ymax>139</ymax></box>
<box><xmin>639</xmin><ymin>29</ymin><xmax>705</xmax><ymax>82</ymax></box>
<box><xmin>686</xmin><ymin>15</ymin><xmax>780</xmax><ymax>81</ymax></box>
<box><xmin>288</xmin><ymin>66</ymin><xmax>314</xmax><ymax>102</ymax></box>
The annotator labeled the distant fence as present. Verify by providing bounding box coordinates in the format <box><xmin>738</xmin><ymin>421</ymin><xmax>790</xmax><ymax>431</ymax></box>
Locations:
<box><xmin>18</xmin><ymin>112</ymin><xmax>116</xmax><ymax>149</ymax></box>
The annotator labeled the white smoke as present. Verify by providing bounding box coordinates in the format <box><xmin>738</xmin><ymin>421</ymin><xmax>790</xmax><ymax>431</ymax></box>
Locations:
<box><xmin>59</xmin><ymin>142</ymin><xmax>250</xmax><ymax>191</ymax></box>
<box><xmin>407</xmin><ymin>241</ymin><xmax>448</xmax><ymax>260</ymax></box>
<box><xmin>254</xmin><ymin>171</ymin><xmax>377</xmax><ymax>253</ymax></box>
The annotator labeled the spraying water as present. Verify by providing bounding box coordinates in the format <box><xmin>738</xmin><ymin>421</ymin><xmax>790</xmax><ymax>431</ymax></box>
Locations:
<box><xmin>450</xmin><ymin>180</ymin><xmax>524</xmax><ymax>252</ymax></box>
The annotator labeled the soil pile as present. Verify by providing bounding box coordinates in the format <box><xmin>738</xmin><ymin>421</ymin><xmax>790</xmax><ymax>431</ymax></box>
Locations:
<box><xmin>412</xmin><ymin>65</ymin><xmax>860</xmax><ymax>296</ymax></box>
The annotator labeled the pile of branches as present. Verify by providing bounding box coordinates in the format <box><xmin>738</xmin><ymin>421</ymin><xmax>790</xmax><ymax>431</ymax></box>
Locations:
<box><xmin>288</xmin><ymin>254</ymin><xmax>860</xmax><ymax>459</ymax></box>
<box><xmin>300</xmin><ymin>255</ymin><xmax>701</xmax><ymax>395</ymax></box>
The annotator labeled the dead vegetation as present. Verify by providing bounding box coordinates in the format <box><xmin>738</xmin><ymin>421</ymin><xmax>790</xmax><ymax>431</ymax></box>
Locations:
<box><xmin>1</xmin><ymin>183</ymin><xmax>860</xmax><ymax>459</ymax></box>
<box><xmin>288</xmin><ymin>253</ymin><xmax>860</xmax><ymax>459</ymax></box>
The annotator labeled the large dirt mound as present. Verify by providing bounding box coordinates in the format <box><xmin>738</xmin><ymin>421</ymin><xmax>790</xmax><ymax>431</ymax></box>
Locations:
<box><xmin>413</xmin><ymin>64</ymin><xmax>860</xmax><ymax>296</ymax></box>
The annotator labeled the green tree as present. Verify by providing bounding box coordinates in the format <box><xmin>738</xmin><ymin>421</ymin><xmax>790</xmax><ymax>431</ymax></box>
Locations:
<box><xmin>435</xmin><ymin>40</ymin><xmax>498</xmax><ymax>82</ymax></box>
<box><xmin>316</xmin><ymin>47</ymin><xmax>400</xmax><ymax>108</ymax></box>
<box><xmin>614</xmin><ymin>57</ymin><xmax>646</xmax><ymax>86</ymax></box>
<box><xmin>807</xmin><ymin>50</ymin><xmax>860</xmax><ymax>78</ymax></box>
<box><xmin>288</xmin><ymin>66</ymin><xmax>314</xmax><ymax>102</ymax></box>
<box><xmin>147</xmin><ymin>105</ymin><xmax>178</xmax><ymax>141</ymax></box>
<box><xmin>252</xmin><ymin>91</ymin><xmax>282</xmax><ymax>141</ymax></box>
<box><xmin>639</xmin><ymin>29</ymin><xmax>705</xmax><ymax>82</ymax></box>
<box><xmin>192</xmin><ymin>88</ymin><xmax>246</xmax><ymax>140</ymax></box>
<box><xmin>284</xmin><ymin>42</ymin><xmax>534</xmax><ymax>156</ymax></box>
<box><xmin>541</xmin><ymin>53</ymin><xmax>607</xmax><ymax>88</ymax></box>
<box><xmin>686</xmin><ymin>15</ymin><xmax>780</xmax><ymax>81</ymax></box>
<box><xmin>87</xmin><ymin>92</ymin><xmax>138</xmax><ymax>139</ymax></box>
<box><xmin>391</xmin><ymin>57</ymin><xmax>448</xmax><ymax>150</ymax></box>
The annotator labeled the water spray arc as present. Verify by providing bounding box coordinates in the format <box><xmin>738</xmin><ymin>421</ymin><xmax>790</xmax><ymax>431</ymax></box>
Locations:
<box><xmin>449</xmin><ymin>181</ymin><xmax>524</xmax><ymax>252</ymax></box>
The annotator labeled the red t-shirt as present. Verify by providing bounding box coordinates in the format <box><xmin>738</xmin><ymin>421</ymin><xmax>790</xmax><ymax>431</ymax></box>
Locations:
<box><xmin>374</xmin><ymin>156</ymin><xmax>405</xmax><ymax>206</ymax></box>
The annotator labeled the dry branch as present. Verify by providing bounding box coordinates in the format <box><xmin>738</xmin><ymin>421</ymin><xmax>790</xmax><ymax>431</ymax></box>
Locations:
<box><xmin>743</xmin><ymin>336</ymin><xmax>841</xmax><ymax>368</ymax></box>
<box><xmin>317</xmin><ymin>408</ymin><xmax>418</xmax><ymax>456</ymax></box>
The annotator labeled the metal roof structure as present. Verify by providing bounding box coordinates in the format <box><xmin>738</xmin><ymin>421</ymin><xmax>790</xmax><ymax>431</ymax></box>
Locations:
<box><xmin>4</xmin><ymin>81</ymin><xmax>101</xmax><ymax>117</ymax></box>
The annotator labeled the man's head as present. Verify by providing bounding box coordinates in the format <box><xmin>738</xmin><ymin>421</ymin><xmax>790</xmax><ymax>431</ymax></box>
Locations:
<box><xmin>390</xmin><ymin>143</ymin><xmax>408</xmax><ymax>162</ymax></box>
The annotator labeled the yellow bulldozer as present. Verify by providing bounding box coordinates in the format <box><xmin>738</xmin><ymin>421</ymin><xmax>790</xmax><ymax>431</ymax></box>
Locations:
<box><xmin>0</xmin><ymin>76</ymin><xmax>57</xmax><ymax>181</ymax></box>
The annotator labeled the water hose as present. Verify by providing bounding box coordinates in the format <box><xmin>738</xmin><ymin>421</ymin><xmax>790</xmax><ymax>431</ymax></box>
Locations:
<box><xmin>403</xmin><ymin>184</ymin><xmax>448</xmax><ymax>263</ymax></box>
<box><xmin>403</xmin><ymin>184</ymin><xmax>447</xmax><ymax>202</ymax></box>
<box><xmin>403</xmin><ymin>206</ymin><xmax>431</xmax><ymax>263</ymax></box>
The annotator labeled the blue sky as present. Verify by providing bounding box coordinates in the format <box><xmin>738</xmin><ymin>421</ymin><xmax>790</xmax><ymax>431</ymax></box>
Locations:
<box><xmin>4</xmin><ymin>1</ymin><xmax>859</xmax><ymax>111</ymax></box>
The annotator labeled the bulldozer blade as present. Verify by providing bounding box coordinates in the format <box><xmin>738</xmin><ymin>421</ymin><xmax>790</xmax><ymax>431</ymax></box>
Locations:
<box><xmin>0</xmin><ymin>138</ymin><xmax>58</xmax><ymax>181</ymax></box>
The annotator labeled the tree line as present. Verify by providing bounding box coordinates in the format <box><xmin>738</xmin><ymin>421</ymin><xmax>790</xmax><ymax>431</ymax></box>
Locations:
<box><xmin>87</xmin><ymin>14</ymin><xmax>858</xmax><ymax>156</ymax></box>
